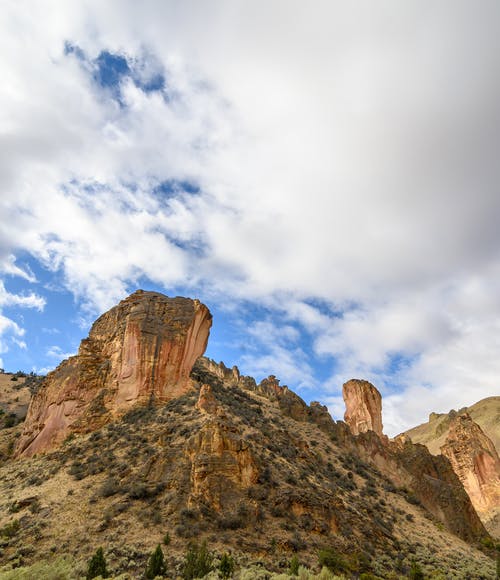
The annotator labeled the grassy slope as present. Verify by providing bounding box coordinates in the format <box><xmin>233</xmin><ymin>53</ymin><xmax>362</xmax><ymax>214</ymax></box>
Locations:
<box><xmin>403</xmin><ymin>396</ymin><xmax>500</xmax><ymax>455</ymax></box>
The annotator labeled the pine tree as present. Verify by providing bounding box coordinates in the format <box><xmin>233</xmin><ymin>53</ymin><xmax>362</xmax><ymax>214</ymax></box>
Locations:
<box><xmin>86</xmin><ymin>547</ymin><xmax>108</xmax><ymax>579</ymax></box>
<box><xmin>145</xmin><ymin>544</ymin><xmax>166</xmax><ymax>579</ymax></box>
<box><xmin>182</xmin><ymin>540</ymin><xmax>213</xmax><ymax>579</ymax></box>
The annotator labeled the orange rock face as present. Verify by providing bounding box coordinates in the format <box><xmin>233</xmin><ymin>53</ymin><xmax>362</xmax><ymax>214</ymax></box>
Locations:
<box><xmin>186</xmin><ymin>418</ymin><xmax>259</xmax><ymax>510</ymax></box>
<box><xmin>342</xmin><ymin>379</ymin><xmax>384</xmax><ymax>437</ymax></box>
<box><xmin>440</xmin><ymin>413</ymin><xmax>500</xmax><ymax>516</ymax></box>
<box><xmin>16</xmin><ymin>290</ymin><xmax>212</xmax><ymax>456</ymax></box>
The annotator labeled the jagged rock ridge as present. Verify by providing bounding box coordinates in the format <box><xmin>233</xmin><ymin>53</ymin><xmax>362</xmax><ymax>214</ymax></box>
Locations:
<box><xmin>402</xmin><ymin>398</ymin><xmax>500</xmax><ymax>535</ymax></box>
<box><xmin>16</xmin><ymin>290</ymin><xmax>212</xmax><ymax>456</ymax></box>
<box><xmin>194</xmin><ymin>358</ymin><xmax>487</xmax><ymax>544</ymax></box>
<box><xmin>2</xmin><ymin>291</ymin><xmax>493</xmax><ymax>574</ymax></box>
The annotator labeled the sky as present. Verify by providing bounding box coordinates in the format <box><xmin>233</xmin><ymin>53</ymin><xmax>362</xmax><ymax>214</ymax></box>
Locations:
<box><xmin>1</xmin><ymin>1</ymin><xmax>500</xmax><ymax>436</ymax></box>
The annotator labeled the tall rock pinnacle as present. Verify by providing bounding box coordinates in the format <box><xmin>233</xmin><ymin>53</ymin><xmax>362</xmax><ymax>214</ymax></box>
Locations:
<box><xmin>342</xmin><ymin>379</ymin><xmax>384</xmax><ymax>437</ymax></box>
<box><xmin>16</xmin><ymin>290</ymin><xmax>212</xmax><ymax>456</ymax></box>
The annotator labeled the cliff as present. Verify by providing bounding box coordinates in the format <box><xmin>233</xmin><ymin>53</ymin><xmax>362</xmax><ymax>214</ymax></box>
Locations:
<box><xmin>440</xmin><ymin>413</ymin><xmax>500</xmax><ymax>517</ymax></box>
<box><xmin>15</xmin><ymin>290</ymin><xmax>212</xmax><ymax>456</ymax></box>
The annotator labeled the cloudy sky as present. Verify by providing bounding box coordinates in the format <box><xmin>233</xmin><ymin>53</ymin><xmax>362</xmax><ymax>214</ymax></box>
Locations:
<box><xmin>1</xmin><ymin>1</ymin><xmax>500</xmax><ymax>435</ymax></box>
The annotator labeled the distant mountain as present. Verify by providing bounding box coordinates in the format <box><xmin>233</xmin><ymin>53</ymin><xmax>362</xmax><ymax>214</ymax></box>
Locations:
<box><xmin>0</xmin><ymin>291</ymin><xmax>496</xmax><ymax>579</ymax></box>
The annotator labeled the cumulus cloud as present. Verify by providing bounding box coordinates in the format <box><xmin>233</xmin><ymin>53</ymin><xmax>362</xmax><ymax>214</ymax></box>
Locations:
<box><xmin>1</xmin><ymin>1</ymin><xmax>500</xmax><ymax>432</ymax></box>
<box><xmin>239</xmin><ymin>319</ymin><xmax>316</xmax><ymax>390</ymax></box>
<box><xmin>0</xmin><ymin>281</ymin><xmax>45</xmax><ymax>368</ymax></box>
<box><xmin>46</xmin><ymin>345</ymin><xmax>76</xmax><ymax>363</ymax></box>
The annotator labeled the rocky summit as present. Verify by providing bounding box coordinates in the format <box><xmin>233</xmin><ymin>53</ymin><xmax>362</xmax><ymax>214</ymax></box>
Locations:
<box><xmin>0</xmin><ymin>291</ymin><xmax>497</xmax><ymax>579</ymax></box>
<box><xmin>15</xmin><ymin>290</ymin><xmax>212</xmax><ymax>457</ymax></box>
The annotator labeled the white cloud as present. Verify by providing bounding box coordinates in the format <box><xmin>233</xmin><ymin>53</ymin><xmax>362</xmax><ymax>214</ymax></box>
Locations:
<box><xmin>47</xmin><ymin>345</ymin><xmax>76</xmax><ymax>362</ymax></box>
<box><xmin>0</xmin><ymin>281</ymin><xmax>45</xmax><ymax>311</ymax></box>
<box><xmin>1</xmin><ymin>2</ymin><xmax>500</xmax><ymax>431</ymax></box>
<box><xmin>238</xmin><ymin>319</ymin><xmax>316</xmax><ymax>390</ymax></box>
<box><xmin>0</xmin><ymin>281</ymin><xmax>45</xmax><ymax>365</ymax></box>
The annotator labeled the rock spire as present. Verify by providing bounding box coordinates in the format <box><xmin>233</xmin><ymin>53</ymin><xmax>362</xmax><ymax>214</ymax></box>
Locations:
<box><xmin>342</xmin><ymin>378</ymin><xmax>383</xmax><ymax>437</ymax></box>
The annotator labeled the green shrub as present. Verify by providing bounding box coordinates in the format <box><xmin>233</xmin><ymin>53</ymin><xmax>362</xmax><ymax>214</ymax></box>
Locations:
<box><xmin>182</xmin><ymin>540</ymin><xmax>213</xmax><ymax>579</ymax></box>
<box><xmin>145</xmin><ymin>544</ymin><xmax>166</xmax><ymax>579</ymax></box>
<box><xmin>409</xmin><ymin>559</ymin><xmax>424</xmax><ymax>580</ymax></box>
<box><xmin>0</xmin><ymin>520</ymin><xmax>20</xmax><ymax>539</ymax></box>
<box><xmin>318</xmin><ymin>547</ymin><xmax>349</xmax><ymax>574</ymax></box>
<box><xmin>86</xmin><ymin>547</ymin><xmax>108</xmax><ymax>579</ymax></box>
<box><xmin>218</xmin><ymin>552</ymin><xmax>235</xmax><ymax>579</ymax></box>
<box><xmin>0</xmin><ymin>556</ymin><xmax>78</xmax><ymax>579</ymax></box>
<box><xmin>289</xmin><ymin>555</ymin><xmax>300</xmax><ymax>576</ymax></box>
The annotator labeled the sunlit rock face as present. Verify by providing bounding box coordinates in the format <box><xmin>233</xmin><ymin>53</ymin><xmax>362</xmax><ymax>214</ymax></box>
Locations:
<box><xmin>440</xmin><ymin>413</ymin><xmax>500</xmax><ymax>516</ymax></box>
<box><xmin>16</xmin><ymin>290</ymin><xmax>212</xmax><ymax>456</ymax></box>
<box><xmin>342</xmin><ymin>379</ymin><xmax>383</xmax><ymax>437</ymax></box>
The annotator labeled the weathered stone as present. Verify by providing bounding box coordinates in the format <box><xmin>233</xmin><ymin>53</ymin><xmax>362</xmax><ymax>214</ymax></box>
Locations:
<box><xmin>186</xmin><ymin>418</ymin><xmax>259</xmax><ymax>510</ymax></box>
<box><xmin>196</xmin><ymin>384</ymin><xmax>219</xmax><ymax>415</ymax></box>
<box><xmin>16</xmin><ymin>290</ymin><xmax>212</xmax><ymax>456</ymax></box>
<box><xmin>440</xmin><ymin>413</ymin><xmax>500</xmax><ymax>517</ymax></box>
<box><xmin>257</xmin><ymin>375</ymin><xmax>309</xmax><ymax>421</ymax></box>
<box><xmin>355</xmin><ymin>430</ymin><xmax>487</xmax><ymax>543</ymax></box>
<box><xmin>342</xmin><ymin>379</ymin><xmax>383</xmax><ymax>437</ymax></box>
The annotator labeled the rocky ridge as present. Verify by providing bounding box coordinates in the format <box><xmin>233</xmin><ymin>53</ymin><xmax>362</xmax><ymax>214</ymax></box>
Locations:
<box><xmin>403</xmin><ymin>398</ymin><xmax>500</xmax><ymax>535</ymax></box>
<box><xmin>0</xmin><ymin>291</ymin><xmax>496</xmax><ymax>578</ymax></box>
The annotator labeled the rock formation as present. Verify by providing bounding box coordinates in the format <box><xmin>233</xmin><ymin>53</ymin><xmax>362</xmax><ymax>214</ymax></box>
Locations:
<box><xmin>440</xmin><ymin>413</ymin><xmax>500</xmax><ymax>517</ymax></box>
<box><xmin>391</xmin><ymin>435</ymin><xmax>487</xmax><ymax>542</ymax></box>
<box><xmin>402</xmin><ymin>396</ymin><xmax>500</xmax><ymax>456</ymax></box>
<box><xmin>186</xmin><ymin>418</ymin><xmax>260</xmax><ymax>510</ymax></box>
<box><xmin>196</xmin><ymin>384</ymin><xmax>219</xmax><ymax>415</ymax></box>
<box><xmin>342</xmin><ymin>380</ymin><xmax>487</xmax><ymax>542</ymax></box>
<box><xmin>342</xmin><ymin>379</ymin><xmax>383</xmax><ymax>437</ymax></box>
<box><xmin>16</xmin><ymin>290</ymin><xmax>212</xmax><ymax>456</ymax></box>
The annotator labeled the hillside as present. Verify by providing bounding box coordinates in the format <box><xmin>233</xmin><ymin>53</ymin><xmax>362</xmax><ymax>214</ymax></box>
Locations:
<box><xmin>403</xmin><ymin>397</ymin><xmax>500</xmax><ymax>537</ymax></box>
<box><xmin>403</xmin><ymin>397</ymin><xmax>500</xmax><ymax>455</ymax></box>
<box><xmin>0</xmin><ymin>291</ymin><xmax>497</xmax><ymax>579</ymax></box>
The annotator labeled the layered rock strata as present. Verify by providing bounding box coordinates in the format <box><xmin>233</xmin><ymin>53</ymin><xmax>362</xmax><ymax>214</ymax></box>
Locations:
<box><xmin>16</xmin><ymin>290</ymin><xmax>212</xmax><ymax>456</ymax></box>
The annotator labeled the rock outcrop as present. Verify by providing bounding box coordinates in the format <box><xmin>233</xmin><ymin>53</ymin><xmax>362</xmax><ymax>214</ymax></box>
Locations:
<box><xmin>440</xmin><ymin>414</ymin><xmax>500</xmax><ymax>517</ymax></box>
<box><xmin>402</xmin><ymin>396</ymin><xmax>500</xmax><ymax>456</ymax></box>
<box><xmin>257</xmin><ymin>375</ymin><xmax>310</xmax><ymax>422</ymax></box>
<box><xmin>342</xmin><ymin>379</ymin><xmax>384</xmax><ymax>437</ymax></box>
<box><xmin>196</xmin><ymin>384</ymin><xmax>219</xmax><ymax>415</ymax></box>
<box><xmin>340</xmin><ymin>380</ymin><xmax>488</xmax><ymax>543</ymax></box>
<box><xmin>16</xmin><ymin>290</ymin><xmax>212</xmax><ymax>456</ymax></box>
<box><xmin>392</xmin><ymin>435</ymin><xmax>487</xmax><ymax>542</ymax></box>
<box><xmin>186</xmin><ymin>418</ymin><xmax>260</xmax><ymax>510</ymax></box>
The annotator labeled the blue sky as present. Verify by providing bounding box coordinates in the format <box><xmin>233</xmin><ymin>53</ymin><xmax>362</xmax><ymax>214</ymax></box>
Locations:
<box><xmin>1</xmin><ymin>1</ymin><xmax>500</xmax><ymax>435</ymax></box>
